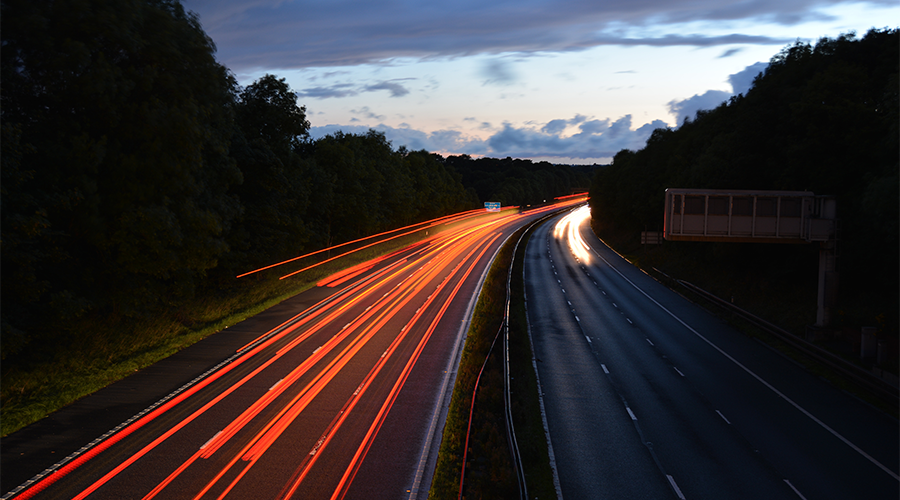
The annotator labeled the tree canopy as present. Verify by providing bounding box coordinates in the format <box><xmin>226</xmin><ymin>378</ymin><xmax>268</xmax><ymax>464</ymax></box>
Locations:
<box><xmin>0</xmin><ymin>1</ymin><xmax>483</xmax><ymax>360</ymax></box>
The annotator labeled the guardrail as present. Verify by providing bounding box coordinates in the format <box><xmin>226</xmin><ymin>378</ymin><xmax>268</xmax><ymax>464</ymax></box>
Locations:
<box><xmin>675</xmin><ymin>278</ymin><xmax>899</xmax><ymax>406</ymax></box>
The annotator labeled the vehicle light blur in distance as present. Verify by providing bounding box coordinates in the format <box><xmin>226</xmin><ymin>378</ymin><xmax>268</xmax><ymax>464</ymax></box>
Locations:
<box><xmin>554</xmin><ymin>205</ymin><xmax>592</xmax><ymax>264</ymax></box>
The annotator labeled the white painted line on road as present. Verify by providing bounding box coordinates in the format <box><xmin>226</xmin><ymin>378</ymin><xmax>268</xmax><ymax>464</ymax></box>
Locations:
<box><xmin>667</xmin><ymin>475</ymin><xmax>686</xmax><ymax>500</ymax></box>
<box><xmin>784</xmin><ymin>479</ymin><xmax>808</xmax><ymax>500</ymax></box>
<box><xmin>646</xmin><ymin>339</ymin><xmax>654</xmax><ymax>346</ymax></box>
<box><xmin>601</xmin><ymin>364</ymin><xmax>609</xmax><ymax>374</ymax></box>
<box><xmin>200</xmin><ymin>431</ymin><xmax>223</xmax><ymax>450</ymax></box>
<box><xmin>561</xmin><ymin>288</ymin><xmax>566</xmax><ymax>293</ymax></box>
<box><xmin>567</xmin><ymin>300</ymin><xmax>572</xmax><ymax>305</ymax></box>
<box><xmin>585</xmin><ymin>335</ymin><xmax>591</xmax><ymax>343</ymax></box>
<box><xmin>575</xmin><ymin>315</ymin><xmax>580</xmax><ymax>322</ymax></box>
<box><xmin>585</xmin><ymin>239</ymin><xmax>900</xmax><ymax>482</ymax></box>
<box><xmin>612</xmin><ymin>302</ymin><xmax>618</xmax><ymax>308</ymax></box>
<box><xmin>626</xmin><ymin>318</ymin><xmax>633</xmax><ymax>324</ymax></box>
<box><xmin>716</xmin><ymin>410</ymin><xmax>731</xmax><ymax>425</ymax></box>
<box><xmin>601</xmin><ymin>290</ymin><xmax>606</xmax><ymax>295</ymax></box>
<box><xmin>673</xmin><ymin>367</ymin><xmax>685</xmax><ymax>377</ymax></box>
<box><xmin>626</xmin><ymin>407</ymin><xmax>637</xmax><ymax>421</ymax></box>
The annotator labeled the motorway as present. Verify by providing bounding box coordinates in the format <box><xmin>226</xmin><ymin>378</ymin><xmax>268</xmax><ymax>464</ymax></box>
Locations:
<box><xmin>525</xmin><ymin>206</ymin><xmax>899</xmax><ymax>500</ymax></box>
<box><xmin>4</xmin><ymin>200</ymin><xmax>582</xmax><ymax>500</ymax></box>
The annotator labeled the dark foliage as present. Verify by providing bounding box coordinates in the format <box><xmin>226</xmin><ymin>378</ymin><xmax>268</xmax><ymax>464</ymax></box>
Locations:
<box><xmin>0</xmin><ymin>1</ymin><xmax>480</xmax><ymax>362</ymax></box>
<box><xmin>2</xmin><ymin>0</ymin><xmax>242</xmax><ymax>355</ymax></box>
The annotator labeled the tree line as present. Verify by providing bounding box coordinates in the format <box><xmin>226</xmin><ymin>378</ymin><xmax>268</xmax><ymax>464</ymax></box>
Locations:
<box><xmin>1</xmin><ymin>0</ymin><xmax>588</xmax><ymax>360</ymax></box>
<box><xmin>442</xmin><ymin>155</ymin><xmax>594</xmax><ymax>208</ymax></box>
<box><xmin>590</xmin><ymin>29</ymin><xmax>898</xmax><ymax>331</ymax></box>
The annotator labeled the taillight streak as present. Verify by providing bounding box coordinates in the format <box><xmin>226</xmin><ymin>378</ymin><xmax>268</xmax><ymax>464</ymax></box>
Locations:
<box><xmin>326</xmin><ymin>232</ymin><xmax>503</xmax><ymax>500</ymax></box>
<box><xmin>139</xmin><ymin>223</ymin><xmax>489</xmax><ymax>499</ymax></box>
<box><xmin>187</xmin><ymin>226</ymin><xmax>489</xmax><ymax>499</ymax></box>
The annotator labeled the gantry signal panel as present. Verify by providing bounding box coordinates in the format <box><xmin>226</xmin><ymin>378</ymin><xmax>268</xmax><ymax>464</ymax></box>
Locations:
<box><xmin>663</xmin><ymin>188</ymin><xmax>836</xmax><ymax>244</ymax></box>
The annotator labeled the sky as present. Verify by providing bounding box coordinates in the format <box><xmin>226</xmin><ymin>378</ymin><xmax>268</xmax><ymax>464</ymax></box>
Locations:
<box><xmin>184</xmin><ymin>0</ymin><xmax>898</xmax><ymax>164</ymax></box>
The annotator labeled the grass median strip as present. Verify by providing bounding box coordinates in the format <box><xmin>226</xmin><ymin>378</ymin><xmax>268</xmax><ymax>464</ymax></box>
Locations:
<box><xmin>430</xmin><ymin>219</ymin><xmax>555</xmax><ymax>500</ymax></box>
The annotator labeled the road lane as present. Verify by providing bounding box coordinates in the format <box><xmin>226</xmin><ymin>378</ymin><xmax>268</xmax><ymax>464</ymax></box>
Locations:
<box><xmin>525</xmin><ymin>209</ymin><xmax>673</xmax><ymax>500</ymax></box>
<box><xmin>526</xmin><ymin>206</ymin><xmax>899</xmax><ymax>499</ymax></box>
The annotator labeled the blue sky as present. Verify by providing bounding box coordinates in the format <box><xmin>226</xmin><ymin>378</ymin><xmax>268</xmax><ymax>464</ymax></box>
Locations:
<box><xmin>185</xmin><ymin>0</ymin><xmax>898</xmax><ymax>163</ymax></box>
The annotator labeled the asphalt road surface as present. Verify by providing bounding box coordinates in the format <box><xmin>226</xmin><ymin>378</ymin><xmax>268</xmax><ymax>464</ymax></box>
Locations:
<box><xmin>525</xmin><ymin>206</ymin><xmax>899</xmax><ymax>500</ymax></box>
<box><xmin>2</xmin><ymin>200</ymin><xmax>582</xmax><ymax>500</ymax></box>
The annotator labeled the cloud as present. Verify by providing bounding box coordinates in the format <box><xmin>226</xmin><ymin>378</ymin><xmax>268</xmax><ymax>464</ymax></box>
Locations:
<box><xmin>309</xmin><ymin>113</ymin><xmax>669</xmax><ymax>162</ymax></box>
<box><xmin>296</xmin><ymin>83</ymin><xmax>358</xmax><ymax>99</ymax></box>
<box><xmin>363</xmin><ymin>80</ymin><xmax>412</xmax><ymax>97</ymax></box>
<box><xmin>728</xmin><ymin>61</ymin><xmax>768</xmax><ymax>95</ymax></box>
<box><xmin>481</xmin><ymin>59</ymin><xmax>518</xmax><ymax>85</ymax></box>
<box><xmin>297</xmin><ymin>79</ymin><xmax>413</xmax><ymax>99</ymax></box>
<box><xmin>667</xmin><ymin>90</ymin><xmax>732</xmax><ymax>125</ymax></box>
<box><xmin>718</xmin><ymin>48</ymin><xmax>743</xmax><ymax>58</ymax></box>
<box><xmin>184</xmin><ymin>0</ymin><xmax>819</xmax><ymax>71</ymax></box>
<box><xmin>666</xmin><ymin>60</ymin><xmax>768</xmax><ymax>124</ymax></box>
<box><xmin>351</xmin><ymin>106</ymin><xmax>385</xmax><ymax>121</ymax></box>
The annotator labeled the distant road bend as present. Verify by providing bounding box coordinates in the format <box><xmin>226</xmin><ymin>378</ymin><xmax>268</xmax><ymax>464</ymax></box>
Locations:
<box><xmin>6</xmin><ymin>199</ymin><xmax>584</xmax><ymax>500</ymax></box>
<box><xmin>526</xmin><ymin>206</ymin><xmax>899</xmax><ymax>500</ymax></box>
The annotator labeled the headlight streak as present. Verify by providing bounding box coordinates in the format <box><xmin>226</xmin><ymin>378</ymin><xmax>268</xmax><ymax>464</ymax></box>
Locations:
<box><xmin>554</xmin><ymin>205</ymin><xmax>592</xmax><ymax>264</ymax></box>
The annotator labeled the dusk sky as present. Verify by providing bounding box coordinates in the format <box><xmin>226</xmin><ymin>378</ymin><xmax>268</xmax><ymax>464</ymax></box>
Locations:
<box><xmin>184</xmin><ymin>0</ymin><xmax>898</xmax><ymax>163</ymax></box>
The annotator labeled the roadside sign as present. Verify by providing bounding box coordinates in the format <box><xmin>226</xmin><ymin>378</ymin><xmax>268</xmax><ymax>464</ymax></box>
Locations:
<box><xmin>485</xmin><ymin>202</ymin><xmax>501</xmax><ymax>212</ymax></box>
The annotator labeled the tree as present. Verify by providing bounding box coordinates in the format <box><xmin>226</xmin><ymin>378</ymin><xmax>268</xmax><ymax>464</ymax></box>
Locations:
<box><xmin>224</xmin><ymin>75</ymin><xmax>311</xmax><ymax>271</ymax></box>
<box><xmin>1</xmin><ymin>0</ymin><xmax>242</xmax><ymax>346</ymax></box>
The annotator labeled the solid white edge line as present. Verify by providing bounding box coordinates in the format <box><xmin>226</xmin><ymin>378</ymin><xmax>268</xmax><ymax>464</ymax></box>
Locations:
<box><xmin>667</xmin><ymin>475</ymin><xmax>687</xmax><ymax>500</ymax></box>
<box><xmin>783</xmin><ymin>479</ymin><xmax>809</xmax><ymax>500</ymax></box>
<box><xmin>585</xmin><ymin>237</ymin><xmax>900</xmax><ymax>482</ymax></box>
<box><xmin>716</xmin><ymin>410</ymin><xmax>732</xmax><ymax>425</ymax></box>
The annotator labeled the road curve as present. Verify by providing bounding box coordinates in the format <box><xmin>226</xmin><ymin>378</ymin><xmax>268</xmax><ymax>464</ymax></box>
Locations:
<box><xmin>3</xmin><ymin>200</ymin><xmax>583</xmax><ymax>500</ymax></box>
<box><xmin>525</xmin><ymin>206</ymin><xmax>899</xmax><ymax>500</ymax></box>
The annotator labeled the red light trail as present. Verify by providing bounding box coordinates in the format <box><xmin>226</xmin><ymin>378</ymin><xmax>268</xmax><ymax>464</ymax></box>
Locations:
<box><xmin>16</xmin><ymin>200</ymin><xmax>585</xmax><ymax>500</ymax></box>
